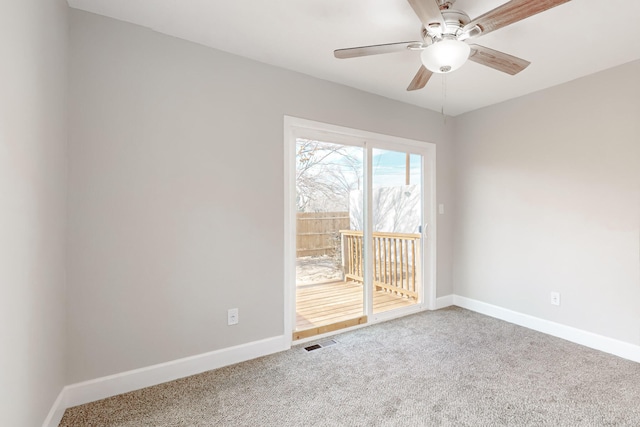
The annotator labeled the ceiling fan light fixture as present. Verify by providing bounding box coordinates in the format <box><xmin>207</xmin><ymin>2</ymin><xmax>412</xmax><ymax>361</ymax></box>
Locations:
<box><xmin>420</xmin><ymin>38</ymin><xmax>470</xmax><ymax>73</ymax></box>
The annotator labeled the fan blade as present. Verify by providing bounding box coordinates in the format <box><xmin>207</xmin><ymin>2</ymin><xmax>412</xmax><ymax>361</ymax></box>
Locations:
<box><xmin>334</xmin><ymin>41</ymin><xmax>421</xmax><ymax>59</ymax></box>
<box><xmin>463</xmin><ymin>0</ymin><xmax>571</xmax><ymax>37</ymax></box>
<box><xmin>468</xmin><ymin>44</ymin><xmax>530</xmax><ymax>75</ymax></box>
<box><xmin>407</xmin><ymin>65</ymin><xmax>433</xmax><ymax>91</ymax></box>
<box><xmin>407</xmin><ymin>0</ymin><xmax>445</xmax><ymax>29</ymax></box>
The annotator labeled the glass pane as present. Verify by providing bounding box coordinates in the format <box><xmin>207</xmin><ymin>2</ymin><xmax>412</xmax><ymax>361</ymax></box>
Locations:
<box><xmin>295</xmin><ymin>139</ymin><xmax>364</xmax><ymax>333</ymax></box>
<box><xmin>371</xmin><ymin>149</ymin><xmax>422</xmax><ymax>314</ymax></box>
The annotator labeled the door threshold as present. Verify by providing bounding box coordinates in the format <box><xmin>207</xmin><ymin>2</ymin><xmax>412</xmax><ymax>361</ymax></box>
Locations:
<box><xmin>292</xmin><ymin>315</ymin><xmax>367</xmax><ymax>341</ymax></box>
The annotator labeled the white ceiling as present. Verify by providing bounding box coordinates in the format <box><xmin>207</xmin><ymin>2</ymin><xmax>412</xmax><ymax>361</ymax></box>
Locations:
<box><xmin>67</xmin><ymin>0</ymin><xmax>640</xmax><ymax>116</ymax></box>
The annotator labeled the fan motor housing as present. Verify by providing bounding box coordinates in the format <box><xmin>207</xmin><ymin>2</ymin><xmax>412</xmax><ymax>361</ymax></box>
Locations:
<box><xmin>424</xmin><ymin>9</ymin><xmax>481</xmax><ymax>42</ymax></box>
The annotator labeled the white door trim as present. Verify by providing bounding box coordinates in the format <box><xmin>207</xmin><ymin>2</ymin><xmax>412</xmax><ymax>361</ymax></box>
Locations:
<box><xmin>283</xmin><ymin>116</ymin><xmax>437</xmax><ymax>344</ymax></box>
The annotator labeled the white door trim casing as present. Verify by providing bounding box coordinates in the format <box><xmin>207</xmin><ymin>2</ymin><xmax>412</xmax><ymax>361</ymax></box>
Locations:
<box><xmin>283</xmin><ymin>116</ymin><xmax>438</xmax><ymax>343</ymax></box>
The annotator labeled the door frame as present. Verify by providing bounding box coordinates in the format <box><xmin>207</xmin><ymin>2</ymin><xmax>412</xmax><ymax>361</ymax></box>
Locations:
<box><xmin>283</xmin><ymin>116</ymin><xmax>437</xmax><ymax>343</ymax></box>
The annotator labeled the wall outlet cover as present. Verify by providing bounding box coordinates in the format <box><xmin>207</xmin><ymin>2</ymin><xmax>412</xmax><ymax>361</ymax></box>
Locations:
<box><xmin>227</xmin><ymin>308</ymin><xmax>239</xmax><ymax>325</ymax></box>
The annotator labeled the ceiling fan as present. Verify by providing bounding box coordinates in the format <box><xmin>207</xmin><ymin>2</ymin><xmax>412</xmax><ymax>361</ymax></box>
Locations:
<box><xmin>334</xmin><ymin>0</ymin><xmax>572</xmax><ymax>91</ymax></box>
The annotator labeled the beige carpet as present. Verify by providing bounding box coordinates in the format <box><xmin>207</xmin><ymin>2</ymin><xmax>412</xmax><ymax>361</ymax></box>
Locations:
<box><xmin>60</xmin><ymin>307</ymin><xmax>640</xmax><ymax>426</ymax></box>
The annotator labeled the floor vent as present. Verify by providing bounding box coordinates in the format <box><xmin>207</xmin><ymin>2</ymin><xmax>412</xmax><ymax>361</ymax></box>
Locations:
<box><xmin>304</xmin><ymin>339</ymin><xmax>338</xmax><ymax>352</ymax></box>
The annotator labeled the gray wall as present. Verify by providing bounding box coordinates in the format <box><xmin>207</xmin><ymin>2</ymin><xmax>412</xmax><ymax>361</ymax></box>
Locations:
<box><xmin>0</xmin><ymin>1</ymin><xmax>68</xmax><ymax>425</ymax></box>
<box><xmin>67</xmin><ymin>10</ymin><xmax>454</xmax><ymax>383</ymax></box>
<box><xmin>453</xmin><ymin>60</ymin><xmax>640</xmax><ymax>344</ymax></box>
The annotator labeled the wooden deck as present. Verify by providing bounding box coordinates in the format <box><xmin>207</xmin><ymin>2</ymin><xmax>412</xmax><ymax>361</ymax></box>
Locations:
<box><xmin>294</xmin><ymin>280</ymin><xmax>417</xmax><ymax>340</ymax></box>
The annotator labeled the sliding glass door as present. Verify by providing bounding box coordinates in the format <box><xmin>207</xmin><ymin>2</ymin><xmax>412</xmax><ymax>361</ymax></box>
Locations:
<box><xmin>371</xmin><ymin>149</ymin><xmax>422</xmax><ymax>314</ymax></box>
<box><xmin>293</xmin><ymin>139</ymin><xmax>365</xmax><ymax>339</ymax></box>
<box><xmin>286</xmin><ymin>118</ymin><xmax>433</xmax><ymax>341</ymax></box>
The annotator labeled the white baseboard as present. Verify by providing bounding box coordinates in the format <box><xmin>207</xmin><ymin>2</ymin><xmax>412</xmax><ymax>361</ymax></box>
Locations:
<box><xmin>43</xmin><ymin>335</ymin><xmax>289</xmax><ymax>427</ymax></box>
<box><xmin>453</xmin><ymin>295</ymin><xmax>640</xmax><ymax>364</ymax></box>
<box><xmin>42</xmin><ymin>389</ymin><xmax>66</xmax><ymax>427</ymax></box>
<box><xmin>434</xmin><ymin>295</ymin><xmax>454</xmax><ymax>310</ymax></box>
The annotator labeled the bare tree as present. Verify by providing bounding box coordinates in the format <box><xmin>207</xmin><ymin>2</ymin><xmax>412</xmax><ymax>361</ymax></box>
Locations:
<box><xmin>296</xmin><ymin>139</ymin><xmax>362</xmax><ymax>212</ymax></box>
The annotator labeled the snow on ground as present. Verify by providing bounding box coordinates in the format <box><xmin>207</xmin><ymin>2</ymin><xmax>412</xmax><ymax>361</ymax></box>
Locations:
<box><xmin>296</xmin><ymin>255</ymin><xmax>343</xmax><ymax>285</ymax></box>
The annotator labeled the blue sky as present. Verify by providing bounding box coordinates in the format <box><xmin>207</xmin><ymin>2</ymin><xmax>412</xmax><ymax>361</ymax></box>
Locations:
<box><xmin>372</xmin><ymin>149</ymin><xmax>421</xmax><ymax>187</ymax></box>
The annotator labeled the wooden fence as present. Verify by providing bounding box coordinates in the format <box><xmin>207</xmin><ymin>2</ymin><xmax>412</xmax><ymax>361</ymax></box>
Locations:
<box><xmin>340</xmin><ymin>230</ymin><xmax>420</xmax><ymax>300</ymax></box>
<box><xmin>296</xmin><ymin>212</ymin><xmax>349</xmax><ymax>257</ymax></box>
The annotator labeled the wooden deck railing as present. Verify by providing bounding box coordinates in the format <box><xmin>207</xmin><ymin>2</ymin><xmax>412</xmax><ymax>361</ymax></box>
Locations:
<box><xmin>340</xmin><ymin>230</ymin><xmax>420</xmax><ymax>300</ymax></box>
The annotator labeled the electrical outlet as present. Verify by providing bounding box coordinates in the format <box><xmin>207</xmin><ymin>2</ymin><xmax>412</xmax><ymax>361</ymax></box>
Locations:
<box><xmin>550</xmin><ymin>292</ymin><xmax>561</xmax><ymax>306</ymax></box>
<box><xmin>228</xmin><ymin>308</ymin><xmax>239</xmax><ymax>325</ymax></box>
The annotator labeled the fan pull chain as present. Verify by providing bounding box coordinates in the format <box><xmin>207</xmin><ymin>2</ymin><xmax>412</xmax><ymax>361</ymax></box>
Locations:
<box><xmin>441</xmin><ymin>73</ymin><xmax>447</xmax><ymax>123</ymax></box>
